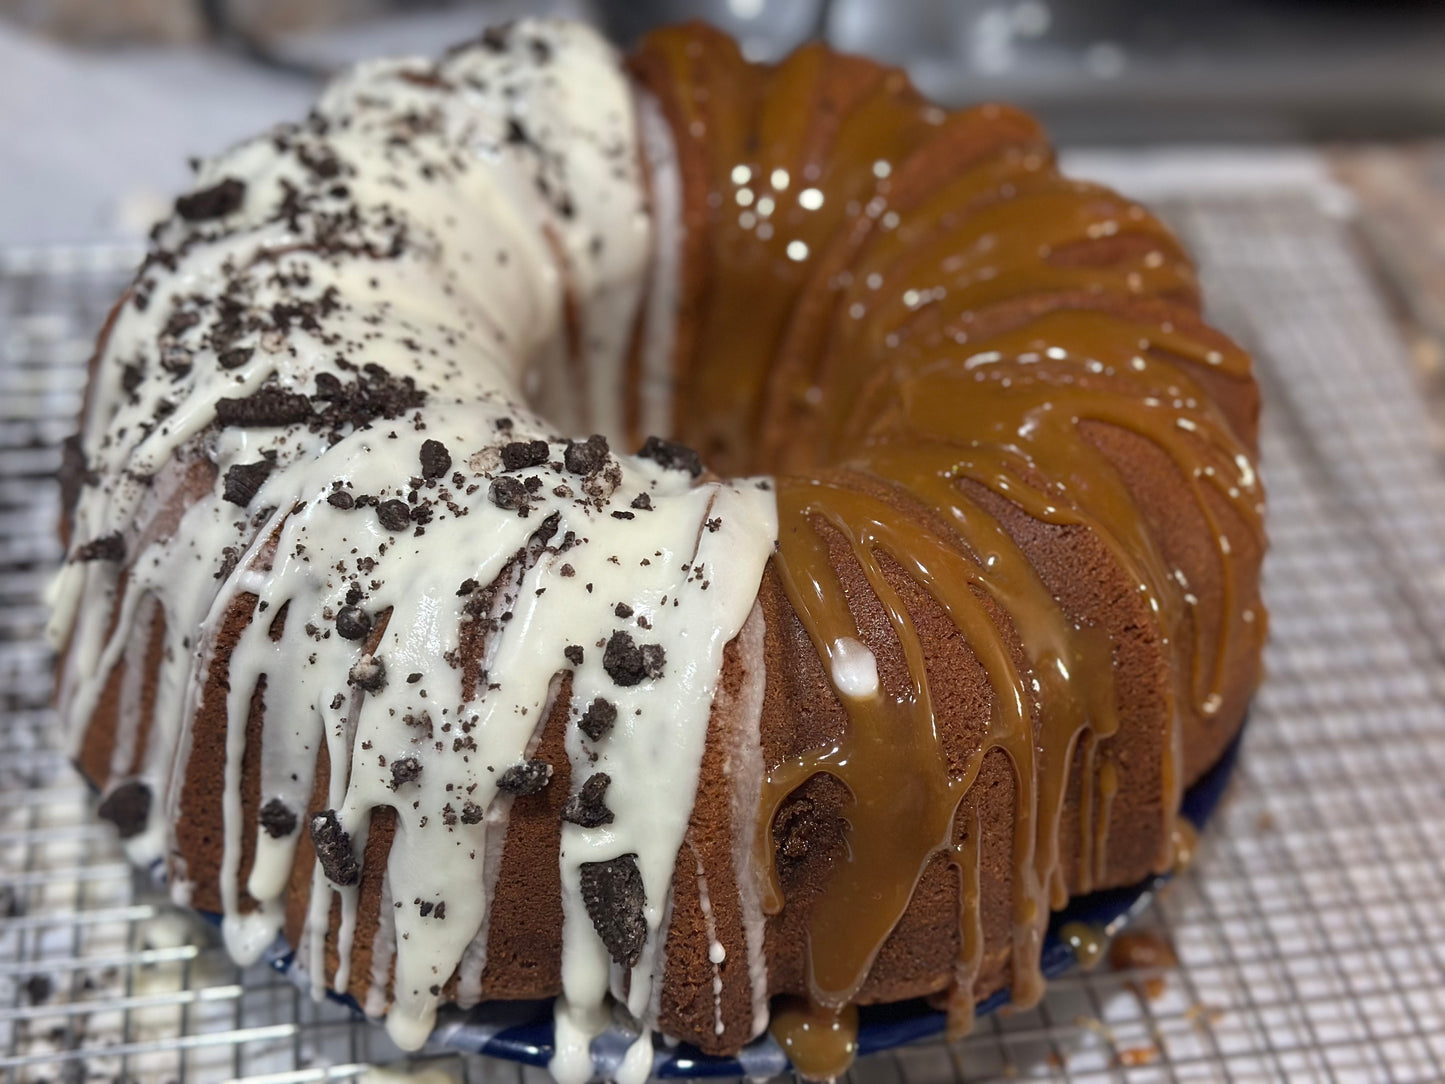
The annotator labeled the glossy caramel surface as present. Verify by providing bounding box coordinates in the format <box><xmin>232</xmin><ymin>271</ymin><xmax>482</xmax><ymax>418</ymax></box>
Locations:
<box><xmin>632</xmin><ymin>24</ymin><xmax>1265</xmax><ymax>1075</ymax></box>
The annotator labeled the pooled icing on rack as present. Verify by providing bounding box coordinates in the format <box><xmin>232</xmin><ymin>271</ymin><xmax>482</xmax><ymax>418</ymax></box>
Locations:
<box><xmin>48</xmin><ymin>19</ymin><xmax>776</xmax><ymax>1065</ymax></box>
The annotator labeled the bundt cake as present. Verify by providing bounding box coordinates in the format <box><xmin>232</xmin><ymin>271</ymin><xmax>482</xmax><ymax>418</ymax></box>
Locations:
<box><xmin>49</xmin><ymin>18</ymin><xmax>1266</xmax><ymax>1081</ymax></box>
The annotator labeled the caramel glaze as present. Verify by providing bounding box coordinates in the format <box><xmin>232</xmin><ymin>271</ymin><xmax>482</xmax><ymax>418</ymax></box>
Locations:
<box><xmin>1058</xmin><ymin>922</ymin><xmax>1107</xmax><ymax>971</ymax></box>
<box><xmin>632</xmin><ymin>23</ymin><xmax>1265</xmax><ymax>1071</ymax></box>
<box><xmin>770</xmin><ymin>997</ymin><xmax>860</xmax><ymax>1081</ymax></box>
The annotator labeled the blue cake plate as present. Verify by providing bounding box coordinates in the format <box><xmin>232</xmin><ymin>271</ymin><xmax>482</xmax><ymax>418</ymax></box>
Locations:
<box><xmin>256</xmin><ymin>730</ymin><xmax>1242</xmax><ymax>1078</ymax></box>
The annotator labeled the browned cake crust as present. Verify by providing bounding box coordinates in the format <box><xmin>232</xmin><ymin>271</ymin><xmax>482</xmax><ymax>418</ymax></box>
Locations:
<box><xmin>62</xmin><ymin>20</ymin><xmax>1264</xmax><ymax>1063</ymax></box>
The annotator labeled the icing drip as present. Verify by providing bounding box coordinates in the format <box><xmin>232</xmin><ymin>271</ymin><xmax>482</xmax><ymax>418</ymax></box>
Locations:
<box><xmin>366</xmin><ymin>870</ymin><xmax>398</xmax><ymax>1017</ymax></box>
<box><xmin>550</xmin><ymin>479</ymin><xmax>775</xmax><ymax>1082</ymax></box>
<box><xmin>50</xmin><ymin>18</ymin><xmax>777</xmax><ymax>1063</ymax></box>
<box><xmin>687</xmin><ymin>840</ymin><xmax>727</xmax><ymax>1036</ymax></box>
<box><xmin>725</xmin><ymin>604</ymin><xmax>773</xmax><ymax>1039</ymax></box>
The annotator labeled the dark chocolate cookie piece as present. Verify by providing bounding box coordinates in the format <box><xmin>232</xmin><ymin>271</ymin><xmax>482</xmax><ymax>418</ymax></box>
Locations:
<box><xmin>497</xmin><ymin>758</ymin><xmax>553</xmax><ymax>797</ymax></box>
<box><xmin>637</xmin><ymin>435</ymin><xmax>703</xmax><ymax>478</ymax></box>
<box><xmin>310</xmin><ymin>809</ymin><xmax>360</xmax><ymax>886</ymax></box>
<box><xmin>97</xmin><ymin>780</ymin><xmax>151</xmax><ymax>839</ymax></box>
<box><xmin>579</xmin><ymin>853</ymin><xmax>646</xmax><ymax>967</ymax></box>
<box><xmin>259</xmin><ymin>798</ymin><xmax>298</xmax><ymax>839</ymax></box>
<box><xmin>562</xmin><ymin>772</ymin><xmax>614</xmax><ymax>828</ymax></box>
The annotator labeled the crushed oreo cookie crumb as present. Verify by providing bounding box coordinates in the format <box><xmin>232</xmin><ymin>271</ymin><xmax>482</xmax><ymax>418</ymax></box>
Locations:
<box><xmin>335</xmin><ymin>605</ymin><xmax>372</xmax><ymax>641</ymax></box>
<box><xmin>218</xmin><ymin>346</ymin><xmax>254</xmax><ymax>370</ymax></box>
<box><xmin>222</xmin><ymin>460</ymin><xmax>273</xmax><ymax>506</ymax></box>
<box><xmin>638</xmin><ymin>435</ymin><xmax>704</xmax><ymax>478</ymax></box>
<box><xmin>97</xmin><ymin>780</ymin><xmax>151</xmax><ymax>839</ymax></box>
<box><xmin>390</xmin><ymin>756</ymin><xmax>422</xmax><ymax>789</ymax></box>
<box><xmin>603</xmin><ymin>631</ymin><xmax>666</xmax><ymax>686</ymax></box>
<box><xmin>75</xmin><ymin>532</ymin><xmax>125</xmax><ymax>563</ymax></box>
<box><xmin>496</xmin><ymin>758</ymin><xmax>553</xmax><ymax>796</ymax></box>
<box><xmin>460</xmin><ymin>800</ymin><xmax>483</xmax><ymax>824</ymax></box>
<box><xmin>327</xmin><ymin>489</ymin><xmax>354</xmax><ymax>510</ymax></box>
<box><xmin>312</xmin><ymin>366</ymin><xmax>426</xmax><ymax>436</ymax></box>
<box><xmin>175</xmin><ymin>177</ymin><xmax>246</xmax><ymax>221</ymax></box>
<box><xmin>377</xmin><ymin>499</ymin><xmax>411</xmax><ymax>531</ymax></box>
<box><xmin>578</xmin><ymin>697</ymin><xmax>617</xmax><ymax>741</ymax></box>
<box><xmin>420</xmin><ymin>438</ymin><xmax>451</xmax><ymax>479</ymax></box>
<box><xmin>259</xmin><ymin>798</ymin><xmax>297</xmax><ymax>838</ymax></box>
<box><xmin>579</xmin><ymin>853</ymin><xmax>646</xmax><ymax>967</ymax></box>
<box><xmin>216</xmin><ymin>387</ymin><xmax>313</xmax><ymax>428</ymax></box>
<box><xmin>562</xmin><ymin>772</ymin><xmax>614</xmax><ymax>828</ymax></box>
<box><xmin>310</xmin><ymin>809</ymin><xmax>360</xmax><ymax>886</ymax></box>
<box><xmin>488</xmin><ymin>475</ymin><xmax>530</xmax><ymax>512</ymax></box>
<box><xmin>348</xmin><ymin>653</ymin><xmax>387</xmax><ymax>692</ymax></box>
<box><xmin>564</xmin><ymin>644</ymin><xmax>584</xmax><ymax>666</ymax></box>
<box><xmin>563</xmin><ymin>434</ymin><xmax>609</xmax><ymax>475</ymax></box>
<box><xmin>501</xmin><ymin>439</ymin><xmax>550</xmax><ymax>470</ymax></box>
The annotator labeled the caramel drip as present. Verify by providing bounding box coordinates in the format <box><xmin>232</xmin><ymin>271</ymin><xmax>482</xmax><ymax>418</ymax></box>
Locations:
<box><xmin>769</xmin><ymin>998</ymin><xmax>859</xmax><ymax>1081</ymax></box>
<box><xmin>1058</xmin><ymin>922</ymin><xmax>1107</xmax><ymax>971</ymax></box>
<box><xmin>946</xmin><ymin>802</ymin><xmax>985</xmax><ymax>1039</ymax></box>
<box><xmin>843</xmin><ymin>309</ymin><xmax>1263</xmax><ymax>718</ymax></box>
<box><xmin>1092</xmin><ymin>758</ymin><xmax>1120</xmax><ymax>888</ymax></box>
<box><xmin>761</xmin><ymin>478</ymin><xmax>1040</xmax><ymax>1007</ymax></box>
<box><xmin>633</xmin><ymin>28</ymin><xmax>950</xmax><ymax>475</ymax></box>
<box><xmin>634</xmin><ymin>23</ymin><xmax>1265</xmax><ymax>1075</ymax></box>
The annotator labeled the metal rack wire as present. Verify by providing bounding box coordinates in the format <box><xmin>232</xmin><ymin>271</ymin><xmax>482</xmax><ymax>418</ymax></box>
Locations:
<box><xmin>2</xmin><ymin>185</ymin><xmax>1444</xmax><ymax>1083</ymax></box>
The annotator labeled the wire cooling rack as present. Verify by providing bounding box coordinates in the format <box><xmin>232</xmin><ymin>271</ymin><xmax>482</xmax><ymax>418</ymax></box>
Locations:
<box><xmin>3</xmin><ymin>184</ymin><xmax>1445</xmax><ymax>1084</ymax></box>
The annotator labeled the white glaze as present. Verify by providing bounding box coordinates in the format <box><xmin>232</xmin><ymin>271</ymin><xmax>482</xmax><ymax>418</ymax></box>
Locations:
<box><xmin>689</xmin><ymin>840</ymin><xmax>727</xmax><ymax>1037</ymax></box>
<box><xmin>828</xmin><ymin>636</ymin><xmax>880</xmax><ymax>699</ymax></box>
<box><xmin>48</xmin><ymin>18</ymin><xmax>778</xmax><ymax>1072</ymax></box>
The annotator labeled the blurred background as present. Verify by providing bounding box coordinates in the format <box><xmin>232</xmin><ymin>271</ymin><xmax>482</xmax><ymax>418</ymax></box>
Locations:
<box><xmin>9</xmin><ymin>0</ymin><xmax>1441</xmax><ymax>432</ymax></box>
<box><xmin>1</xmin><ymin>0</ymin><xmax>1444</xmax><ymax>244</ymax></box>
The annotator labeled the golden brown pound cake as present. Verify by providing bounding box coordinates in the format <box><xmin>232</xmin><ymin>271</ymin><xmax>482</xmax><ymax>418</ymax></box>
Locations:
<box><xmin>51</xmin><ymin>17</ymin><xmax>1264</xmax><ymax>1081</ymax></box>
